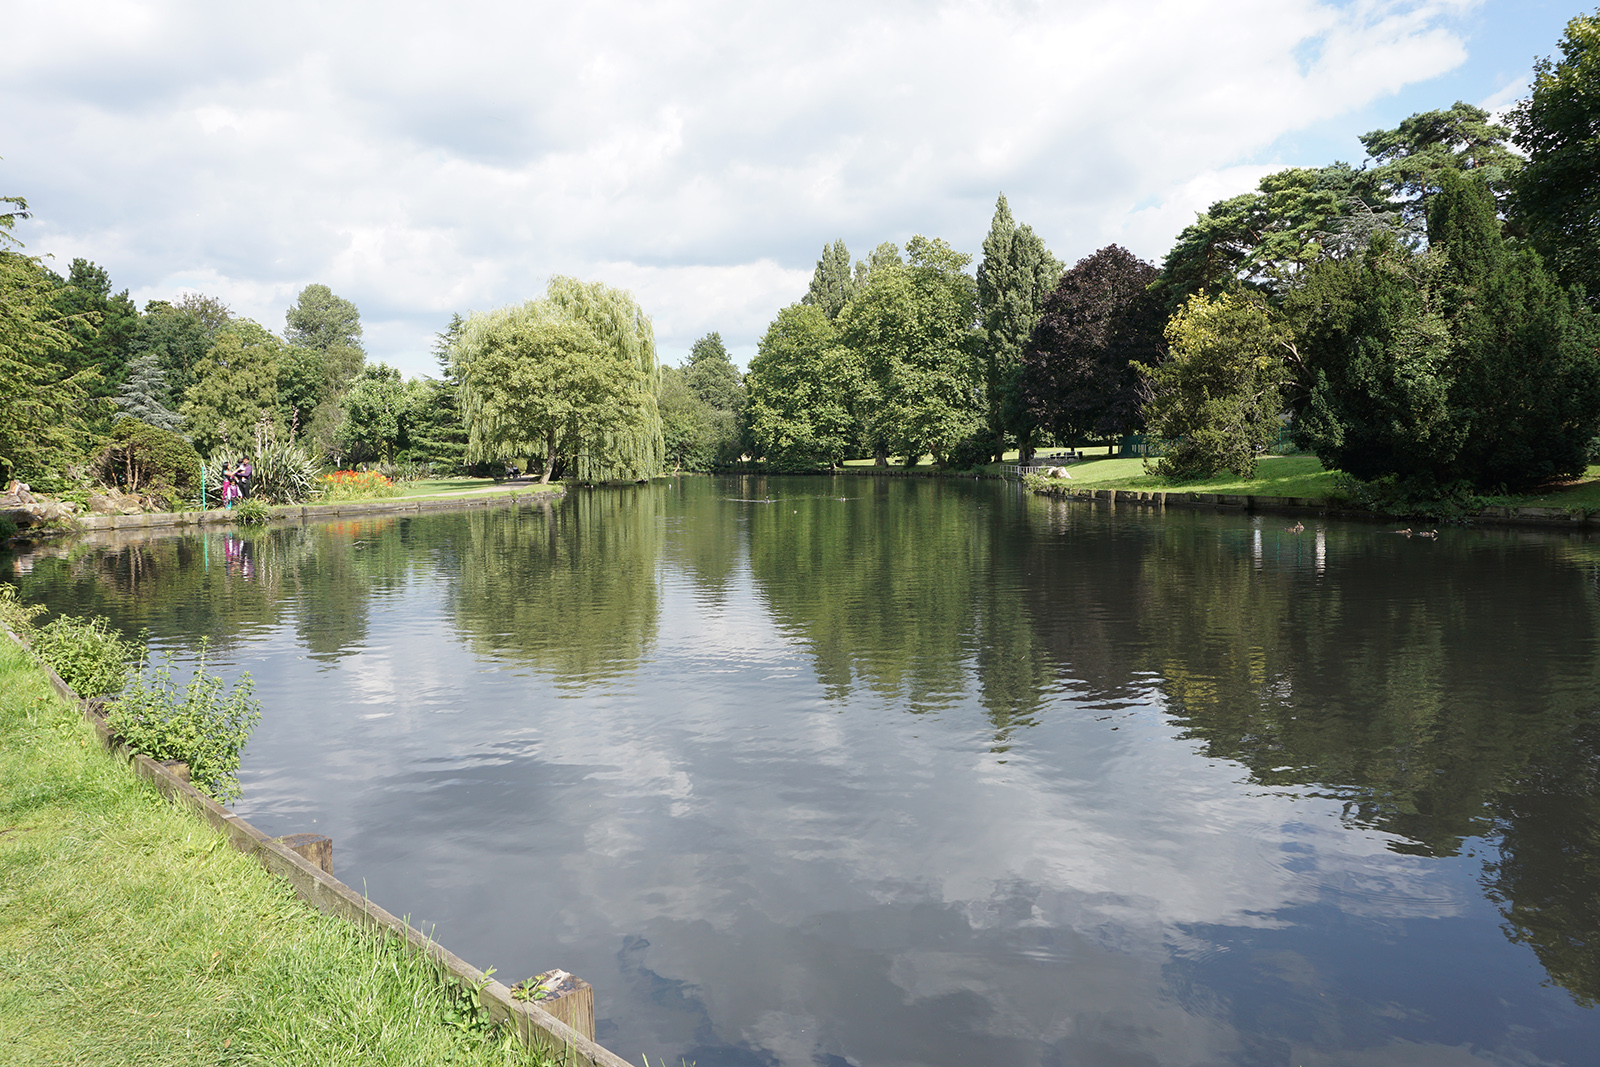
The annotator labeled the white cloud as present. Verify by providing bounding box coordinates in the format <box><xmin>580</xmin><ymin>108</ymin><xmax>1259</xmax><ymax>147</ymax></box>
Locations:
<box><xmin>5</xmin><ymin>0</ymin><xmax>1485</xmax><ymax>375</ymax></box>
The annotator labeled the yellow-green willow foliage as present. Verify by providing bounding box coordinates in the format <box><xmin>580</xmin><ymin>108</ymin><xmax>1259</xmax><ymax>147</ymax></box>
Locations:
<box><xmin>452</xmin><ymin>277</ymin><xmax>664</xmax><ymax>483</ymax></box>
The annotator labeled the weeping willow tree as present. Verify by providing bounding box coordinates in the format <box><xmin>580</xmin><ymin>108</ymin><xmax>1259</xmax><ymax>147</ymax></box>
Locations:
<box><xmin>452</xmin><ymin>277</ymin><xmax>664</xmax><ymax>483</ymax></box>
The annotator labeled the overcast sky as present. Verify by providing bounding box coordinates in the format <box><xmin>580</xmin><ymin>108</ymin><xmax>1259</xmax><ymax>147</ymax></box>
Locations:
<box><xmin>4</xmin><ymin>0</ymin><xmax>1580</xmax><ymax>377</ymax></box>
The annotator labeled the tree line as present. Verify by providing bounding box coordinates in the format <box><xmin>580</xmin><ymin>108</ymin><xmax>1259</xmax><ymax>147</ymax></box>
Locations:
<box><xmin>0</xmin><ymin>210</ymin><xmax>474</xmax><ymax>496</ymax></box>
<box><xmin>5</xmin><ymin>9</ymin><xmax>1599</xmax><ymax>498</ymax></box>
<box><xmin>744</xmin><ymin>10</ymin><xmax>1600</xmax><ymax>494</ymax></box>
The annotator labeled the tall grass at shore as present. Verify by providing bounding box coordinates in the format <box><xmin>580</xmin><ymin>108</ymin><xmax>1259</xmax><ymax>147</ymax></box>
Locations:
<box><xmin>0</xmin><ymin>638</ymin><xmax>549</xmax><ymax>1066</ymax></box>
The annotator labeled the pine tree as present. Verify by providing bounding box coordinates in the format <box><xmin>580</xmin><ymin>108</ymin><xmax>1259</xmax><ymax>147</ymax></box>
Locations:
<box><xmin>115</xmin><ymin>351</ymin><xmax>183</xmax><ymax>431</ymax></box>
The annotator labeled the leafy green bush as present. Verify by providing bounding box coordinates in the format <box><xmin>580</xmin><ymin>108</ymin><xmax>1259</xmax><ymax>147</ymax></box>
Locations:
<box><xmin>107</xmin><ymin>641</ymin><xmax>261</xmax><ymax>804</ymax></box>
<box><xmin>29</xmin><ymin>614</ymin><xmax>144</xmax><ymax>698</ymax></box>
<box><xmin>0</xmin><ymin>515</ymin><xmax>17</xmax><ymax>543</ymax></box>
<box><xmin>1332</xmin><ymin>473</ymin><xmax>1484</xmax><ymax>521</ymax></box>
<box><xmin>0</xmin><ymin>585</ymin><xmax>45</xmax><ymax>634</ymax></box>
<box><xmin>942</xmin><ymin>435</ymin><xmax>996</xmax><ymax>472</ymax></box>
<box><xmin>97</xmin><ymin>420</ymin><xmax>203</xmax><ymax>500</ymax></box>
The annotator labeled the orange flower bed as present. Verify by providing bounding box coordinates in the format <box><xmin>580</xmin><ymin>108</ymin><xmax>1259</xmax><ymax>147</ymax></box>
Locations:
<box><xmin>319</xmin><ymin>470</ymin><xmax>399</xmax><ymax>499</ymax></box>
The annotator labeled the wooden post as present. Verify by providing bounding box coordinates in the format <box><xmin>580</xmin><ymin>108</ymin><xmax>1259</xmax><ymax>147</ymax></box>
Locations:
<box><xmin>158</xmin><ymin>760</ymin><xmax>191</xmax><ymax>784</ymax></box>
<box><xmin>274</xmin><ymin>833</ymin><xmax>333</xmax><ymax>876</ymax></box>
<box><xmin>514</xmin><ymin>970</ymin><xmax>594</xmax><ymax>1042</ymax></box>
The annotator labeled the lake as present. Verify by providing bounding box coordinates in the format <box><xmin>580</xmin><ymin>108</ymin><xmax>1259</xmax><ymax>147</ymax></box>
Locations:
<box><xmin>8</xmin><ymin>475</ymin><xmax>1600</xmax><ymax>1066</ymax></box>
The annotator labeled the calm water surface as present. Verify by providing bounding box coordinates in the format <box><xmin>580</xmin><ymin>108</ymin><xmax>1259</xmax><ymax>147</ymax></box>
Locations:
<box><xmin>9</xmin><ymin>476</ymin><xmax>1600</xmax><ymax>1066</ymax></box>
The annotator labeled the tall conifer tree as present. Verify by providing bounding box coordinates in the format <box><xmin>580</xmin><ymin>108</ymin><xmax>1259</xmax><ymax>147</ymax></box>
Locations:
<box><xmin>802</xmin><ymin>240</ymin><xmax>856</xmax><ymax>319</ymax></box>
<box><xmin>977</xmin><ymin>194</ymin><xmax>1061</xmax><ymax>460</ymax></box>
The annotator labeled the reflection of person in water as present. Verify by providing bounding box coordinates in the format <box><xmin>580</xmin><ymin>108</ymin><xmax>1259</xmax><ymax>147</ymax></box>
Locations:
<box><xmin>222</xmin><ymin>533</ymin><xmax>254</xmax><ymax>580</ymax></box>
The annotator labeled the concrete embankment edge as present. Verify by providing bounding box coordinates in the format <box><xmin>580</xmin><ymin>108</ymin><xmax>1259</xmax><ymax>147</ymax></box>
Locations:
<box><xmin>1023</xmin><ymin>485</ymin><xmax>1599</xmax><ymax>530</ymax></box>
<box><xmin>74</xmin><ymin>486</ymin><xmax>566</xmax><ymax>532</ymax></box>
<box><xmin>4</xmin><ymin>627</ymin><xmax>633</xmax><ymax>1067</ymax></box>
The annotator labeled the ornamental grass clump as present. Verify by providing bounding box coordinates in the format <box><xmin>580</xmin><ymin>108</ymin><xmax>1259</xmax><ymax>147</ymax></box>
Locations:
<box><xmin>203</xmin><ymin>440</ymin><xmax>320</xmax><ymax>507</ymax></box>
<box><xmin>319</xmin><ymin>469</ymin><xmax>400</xmax><ymax>501</ymax></box>
<box><xmin>107</xmin><ymin>640</ymin><xmax>261</xmax><ymax>804</ymax></box>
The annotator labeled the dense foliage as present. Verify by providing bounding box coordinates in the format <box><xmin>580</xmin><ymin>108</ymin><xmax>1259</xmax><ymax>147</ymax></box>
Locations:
<box><xmin>1294</xmin><ymin>172</ymin><xmax>1600</xmax><ymax>492</ymax></box>
<box><xmin>1020</xmin><ymin>245</ymin><xmax>1164</xmax><ymax>449</ymax></box>
<box><xmin>108</xmin><ymin>642</ymin><xmax>262</xmax><ymax>804</ymax></box>
<box><xmin>452</xmin><ymin>277</ymin><xmax>663</xmax><ymax>483</ymax></box>
<box><xmin>745</xmin><ymin>304</ymin><xmax>862</xmax><ymax>470</ymax></box>
<box><xmin>1141</xmin><ymin>292</ymin><xmax>1288</xmax><ymax>478</ymax></box>
<box><xmin>977</xmin><ymin>195</ymin><xmax>1062</xmax><ymax>460</ymax></box>
<box><xmin>7</xmin><ymin>11</ymin><xmax>1600</xmax><ymax>501</ymax></box>
<box><xmin>96</xmin><ymin>419</ymin><xmax>203</xmax><ymax>503</ymax></box>
<box><xmin>1512</xmin><ymin>8</ymin><xmax>1600</xmax><ymax>310</ymax></box>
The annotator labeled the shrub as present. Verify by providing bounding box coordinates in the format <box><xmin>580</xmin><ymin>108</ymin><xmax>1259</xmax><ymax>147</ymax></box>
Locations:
<box><xmin>96</xmin><ymin>420</ymin><xmax>203</xmax><ymax>501</ymax></box>
<box><xmin>319</xmin><ymin>469</ymin><xmax>400</xmax><ymax>501</ymax></box>
<box><xmin>0</xmin><ymin>585</ymin><xmax>45</xmax><ymax>634</ymax></box>
<box><xmin>28</xmin><ymin>614</ymin><xmax>145</xmax><ymax>698</ymax></box>
<box><xmin>107</xmin><ymin>640</ymin><xmax>261</xmax><ymax>804</ymax></box>
<box><xmin>0</xmin><ymin>515</ymin><xmax>17</xmax><ymax>543</ymax></box>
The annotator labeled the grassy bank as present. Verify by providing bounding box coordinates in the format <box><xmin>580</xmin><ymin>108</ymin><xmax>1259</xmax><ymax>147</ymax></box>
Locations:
<box><xmin>0</xmin><ymin>638</ymin><xmax>548</xmax><ymax>1066</ymax></box>
<box><xmin>1026</xmin><ymin>455</ymin><xmax>1600</xmax><ymax>510</ymax></box>
<box><xmin>393</xmin><ymin>478</ymin><xmax>563</xmax><ymax>501</ymax></box>
<box><xmin>840</xmin><ymin>450</ymin><xmax>1600</xmax><ymax>511</ymax></box>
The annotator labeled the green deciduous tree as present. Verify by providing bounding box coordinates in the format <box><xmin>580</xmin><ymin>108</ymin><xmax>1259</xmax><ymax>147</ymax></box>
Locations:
<box><xmin>1021</xmin><ymin>245</ymin><xmax>1164</xmax><ymax>451</ymax></box>
<box><xmin>337</xmin><ymin>363</ymin><xmax>412</xmax><ymax>464</ymax></box>
<box><xmin>452</xmin><ymin>278</ymin><xmax>661</xmax><ymax>483</ymax></box>
<box><xmin>284</xmin><ymin>283</ymin><xmax>366</xmax><ymax>453</ymax></box>
<box><xmin>977</xmin><ymin>194</ymin><xmax>1062</xmax><ymax>460</ymax></box>
<box><xmin>1141</xmin><ymin>291</ymin><xmax>1289</xmax><ymax>478</ymax></box>
<box><xmin>180</xmin><ymin>321</ymin><xmax>285</xmax><ymax>456</ymax></box>
<box><xmin>1511</xmin><ymin>9</ymin><xmax>1600</xmax><ymax>308</ymax></box>
<box><xmin>745</xmin><ymin>303</ymin><xmax>863</xmax><ymax>470</ymax></box>
<box><xmin>837</xmin><ymin>235</ymin><xmax>981</xmax><ymax>466</ymax></box>
<box><xmin>685</xmin><ymin>331</ymin><xmax>744</xmax><ymax>414</ymax></box>
<box><xmin>285</xmin><ymin>283</ymin><xmax>364</xmax><ymax>364</ymax></box>
<box><xmin>659</xmin><ymin>365</ymin><xmax>717</xmax><ymax>472</ymax></box>
<box><xmin>128</xmin><ymin>296</ymin><xmax>227</xmax><ymax>409</ymax></box>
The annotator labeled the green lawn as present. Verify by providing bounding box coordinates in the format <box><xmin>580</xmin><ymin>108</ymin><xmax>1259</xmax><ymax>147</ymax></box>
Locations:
<box><xmin>841</xmin><ymin>450</ymin><xmax>1600</xmax><ymax>511</ymax></box>
<box><xmin>1026</xmin><ymin>454</ymin><xmax>1600</xmax><ymax>510</ymax></box>
<box><xmin>0</xmin><ymin>638</ymin><xmax>549</xmax><ymax>1066</ymax></box>
<box><xmin>1033</xmin><ymin>454</ymin><xmax>1343</xmax><ymax>498</ymax></box>
<box><xmin>393</xmin><ymin>478</ymin><xmax>563</xmax><ymax>501</ymax></box>
<box><xmin>1479</xmin><ymin>471</ymin><xmax>1600</xmax><ymax>510</ymax></box>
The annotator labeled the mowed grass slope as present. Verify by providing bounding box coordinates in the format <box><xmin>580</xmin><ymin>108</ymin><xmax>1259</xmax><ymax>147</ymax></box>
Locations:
<box><xmin>0</xmin><ymin>638</ymin><xmax>547</xmax><ymax>1067</ymax></box>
